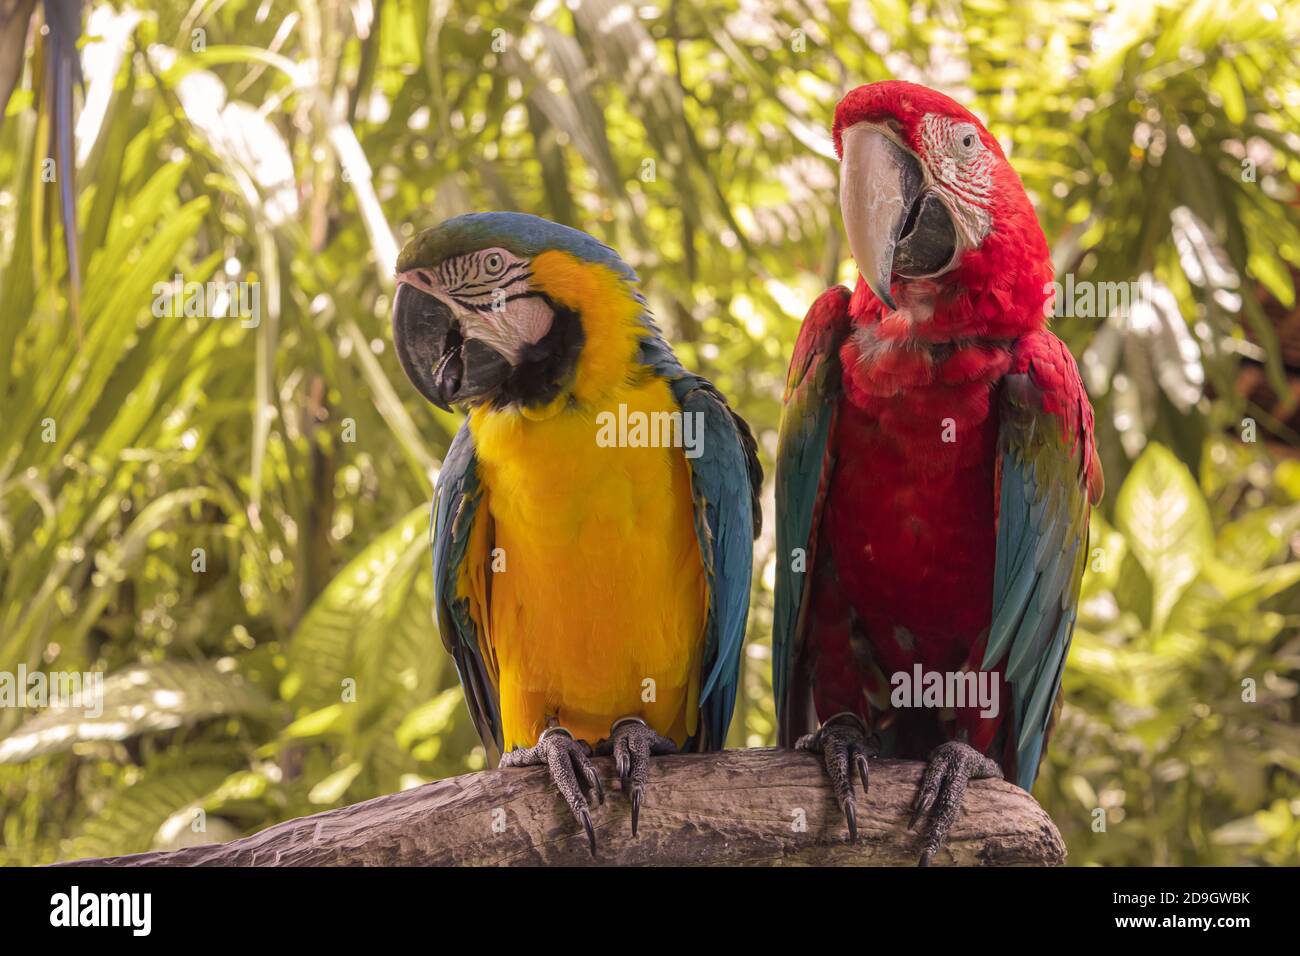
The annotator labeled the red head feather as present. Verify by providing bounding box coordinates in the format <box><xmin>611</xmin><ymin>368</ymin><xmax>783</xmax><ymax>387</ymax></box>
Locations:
<box><xmin>833</xmin><ymin>81</ymin><xmax>1053</xmax><ymax>342</ymax></box>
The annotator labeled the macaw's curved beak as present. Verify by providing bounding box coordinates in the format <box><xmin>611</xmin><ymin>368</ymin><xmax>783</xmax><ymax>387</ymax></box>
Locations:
<box><xmin>392</xmin><ymin>280</ymin><xmax>511</xmax><ymax>411</ymax></box>
<box><xmin>839</xmin><ymin>124</ymin><xmax>958</xmax><ymax>311</ymax></box>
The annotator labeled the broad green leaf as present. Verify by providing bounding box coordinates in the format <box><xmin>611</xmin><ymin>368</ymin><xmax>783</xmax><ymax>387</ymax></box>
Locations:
<box><xmin>308</xmin><ymin>761</ymin><xmax>363</xmax><ymax>805</ymax></box>
<box><xmin>395</xmin><ymin>686</ymin><xmax>463</xmax><ymax>751</ymax></box>
<box><xmin>280</xmin><ymin>704</ymin><xmax>346</xmax><ymax>740</ymax></box>
<box><xmin>62</xmin><ymin>764</ymin><xmax>230</xmax><ymax>860</ymax></box>
<box><xmin>1215</xmin><ymin>505</ymin><xmax>1300</xmax><ymax>573</ymax></box>
<box><xmin>1276</xmin><ymin>461</ymin><xmax>1300</xmax><ymax>502</ymax></box>
<box><xmin>283</xmin><ymin>505</ymin><xmax>431</xmax><ymax>710</ymax></box>
<box><xmin>1114</xmin><ymin>442</ymin><xmax>1213</xmax><ymax>633</ymax></box>
<box><xmin>0</xmin><ymin>662</ymin><xmax>269</xmax><ymax>764</ymax></box>
<box><xmin>1211</xmin><ymin>59</ymin><xmax>1246</xmax><ymax>125</ymax></box>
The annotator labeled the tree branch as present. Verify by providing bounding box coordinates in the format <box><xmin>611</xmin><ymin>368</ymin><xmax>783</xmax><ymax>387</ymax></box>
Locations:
<box><xmin>60</xmin><ymin>749</ymin><xmax>1065</xmax><ymax>866</ymax></box>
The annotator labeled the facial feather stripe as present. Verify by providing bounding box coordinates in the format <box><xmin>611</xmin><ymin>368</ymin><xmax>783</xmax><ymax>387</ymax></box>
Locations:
<box><xmin>401</xmin><ymin>247</ymin><xmax>555</xmax><ymax>361</ymax></box>
<box><xmin>919</xmin><ymin>112</ymin><xmax>994</xmax><ymax>246</ymax></box>
<box><xmin>436</xmin><ymin>250</ymin><xmax>533</xmax><ymax>308</ymax></box>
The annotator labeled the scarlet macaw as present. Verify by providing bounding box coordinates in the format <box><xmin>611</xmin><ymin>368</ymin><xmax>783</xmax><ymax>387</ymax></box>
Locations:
<box><xmin>773</xmin><ymin>82</ymin><xmax>1102</xmax><ymax>863</ymax></box>
<box><xmin>392</xmin><ymin>212</ymin><xmax>761</xmax><ymax>854</ymax></box>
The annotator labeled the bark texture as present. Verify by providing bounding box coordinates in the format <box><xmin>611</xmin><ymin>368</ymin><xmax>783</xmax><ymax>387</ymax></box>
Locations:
<box><xmin>61</xmin><ymin>749</ymin><xmax>1066</xmax><ymax>867</ymax></box>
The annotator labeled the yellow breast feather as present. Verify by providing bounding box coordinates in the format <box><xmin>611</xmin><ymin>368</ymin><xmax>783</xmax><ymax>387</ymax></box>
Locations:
<box><xmin>462</xmin><ymin>254</ymin><xmax>708</xmax><ymax>749</ymax></box>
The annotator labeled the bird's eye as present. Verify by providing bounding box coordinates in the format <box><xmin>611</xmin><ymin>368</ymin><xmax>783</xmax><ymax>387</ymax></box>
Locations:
<box><xmin>954</xmin><ymin>124</ymin><xmax>981</xmax><ymax>156</ymax></box>
<box><xmin>483</xmin><ymin>252</ymin><xmax>505</xmax><ymax>275</ymax></box>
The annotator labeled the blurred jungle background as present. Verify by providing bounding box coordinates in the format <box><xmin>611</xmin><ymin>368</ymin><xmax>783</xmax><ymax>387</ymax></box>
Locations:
<box><xmin>2</xmin><ymin>0</ymin><xmax>1299</xmax><ymax>866</ymax></box>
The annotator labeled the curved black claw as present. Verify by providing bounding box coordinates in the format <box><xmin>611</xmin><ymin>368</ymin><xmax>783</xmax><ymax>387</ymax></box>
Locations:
<box><xmin>909</xmin><ymin>740</ymin><xmax>1002</xmax><ymax>866</ymax></box>
<box><xmin>500</xmin><ymin>727</ymin><xmax>604</xmax><ymax>856</ymax></box>
<box><xmin>795</xmin><ymin>713</ymin><xmax>878</xmax><ymax>842</ymax></box>
<box><xmin>596</xmin><ymin>717</ymin><xmax>677</xmax><ymax>837</ymax></box>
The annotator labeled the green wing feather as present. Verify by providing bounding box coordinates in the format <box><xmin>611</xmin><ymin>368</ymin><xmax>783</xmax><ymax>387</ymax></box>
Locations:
<box><xmin>772</xmin><ymin>287</ymin><xmax>853</xmax><ymax>746</ymax></box>
<box><xmin>984</xmin><ymin>331</ymin><xmax>1102</xmax><ymax>790</ymax></box>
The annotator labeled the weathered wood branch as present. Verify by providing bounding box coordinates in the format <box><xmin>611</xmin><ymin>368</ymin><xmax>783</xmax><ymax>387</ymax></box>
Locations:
<box><xmin>61</xmin><ymin>749</ymin><xmax>1065</xmax><ymax>866</ymax></box>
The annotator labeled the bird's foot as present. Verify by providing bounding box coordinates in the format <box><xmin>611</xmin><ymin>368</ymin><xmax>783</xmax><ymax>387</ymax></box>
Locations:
<box><xmin>909</xmin><ymin>740</ymin><xmax>1002</xmax><ymax>866</ymax></box>
<box><xmin>595</xmin><ymin>716</ymin><xmax>678</xmax><ymax>837</ymax></box>
<box><xmin>795</xmin><ymin>712</ymin><xmax>878</xmax><ymax>841</ymax></box>
<box><xmin>499</xmin><ymin>727</ymin><xmax>604</xmax><ymax>856</ymax></box>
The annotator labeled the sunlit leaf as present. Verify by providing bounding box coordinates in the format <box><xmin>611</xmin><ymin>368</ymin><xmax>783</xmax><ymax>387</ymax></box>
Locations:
<box><xmin>1114</xmin><ymin>442</ymin><xmax>1213</xmax><ymax>632</ymax></box>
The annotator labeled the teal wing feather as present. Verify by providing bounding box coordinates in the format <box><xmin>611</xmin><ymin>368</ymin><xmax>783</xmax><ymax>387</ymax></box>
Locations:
<box><xmin>671</xmin><ymin>380</ymin><xmax>761</xmax><ymax>751</ymax></box>
<box><xmin>431</xmin><ymin>422</ymin><xmax>502</xmax><ymax>764</ymax></box>
<box><xmin>640</xmin><ymin>329</ymin><xmax>761</xmax><ymax>752</ymax></box>
<box><xmin>983</xmin><ymin>331</ymin><xmax>1102</xmax><ymax>790</ymax></box>
<box><xmin>772</xmin><ymin>287</ymin><xmax>853</xmax><ymax>746</ymax></box>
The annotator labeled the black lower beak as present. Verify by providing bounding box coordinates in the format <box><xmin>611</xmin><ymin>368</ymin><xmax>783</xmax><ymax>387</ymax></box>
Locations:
<box><xmin>894</xmin><ymin>192</ymin><xmax>957</xmax><ymax>280</ymax></box>
<box><xmin>431</xmin><ymin>332</ymin><xmax>463</xmax><ymax>407</ymax></box>
<box><xmin>392</xmin><ymin>282</ymin><xmax>511</xmax><ymax>410</ymax></box>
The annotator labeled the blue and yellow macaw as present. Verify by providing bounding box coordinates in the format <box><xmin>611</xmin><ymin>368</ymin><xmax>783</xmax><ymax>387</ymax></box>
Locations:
<box><xmin>391</xmin><ymin>212</ymin><xmax>761</xmax><ymax>853</ymax></box>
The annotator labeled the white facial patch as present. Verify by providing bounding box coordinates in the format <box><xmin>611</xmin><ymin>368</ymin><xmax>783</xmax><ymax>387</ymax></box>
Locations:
<box><xmin>918</xmin><ymin>113</ymin><xmax>994</xmax><ymax>247</ymax></box>
<box><xmin>417</xmin><ymin>247</ymin><xmax>554</xmax><ymax>364</ymax></box>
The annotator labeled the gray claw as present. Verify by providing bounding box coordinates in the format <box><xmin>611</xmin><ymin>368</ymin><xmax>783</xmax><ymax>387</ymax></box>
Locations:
<box><xmin>596</xmin><ymin>717</ymin><xmax>677</xmax><ymax>838</ymax></box>
<box><xmin>500</xmin><ymin>727</ymin><xmax>603</xmax><ymax>856</ymax></box>
<box><xmin>910</xmin><ymin>740</ymin><xmax>1002</xmax><ymax>866</ymax></box>
<box><xmin>796</xmin><ymin>712</ymin><xmax>879</xmax><ymax>842</ymax></box>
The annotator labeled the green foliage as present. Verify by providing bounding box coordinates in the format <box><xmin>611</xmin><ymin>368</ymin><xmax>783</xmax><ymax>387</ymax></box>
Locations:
<box><xmin>1</xmin><ymin>0</ymin><xmax>1297</xmax><ymax>865</ymax></box>
<box><xmin>0</xmin><ymin>661</ymin><xmax>269</xmax><ymax>764</ymax></box>
<box><xmin>1039</xmin><ymin>441</ymin><xmax>1300</xmax><ymax>865</ymax></box>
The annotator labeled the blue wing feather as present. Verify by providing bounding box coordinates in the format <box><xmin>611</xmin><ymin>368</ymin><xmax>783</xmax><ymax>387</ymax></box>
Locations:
<box><xmin>431</xmin><ymin>423</ymin><xmax>503</xmax><ymax>763</ymax></box>
<box><xmin>983</xmin><ymin>334</ymin><xmax>1099</xmax><ymax>791</ymax></box>
<box><xmin>638</xmin><ymin>328</ymin><xmax>760</xmax><ymax>750</ymax></box>
<box><xmin>667</xmin><ymin>376</ymin><xmax>761</xmax><ymax>750</ymax></box>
